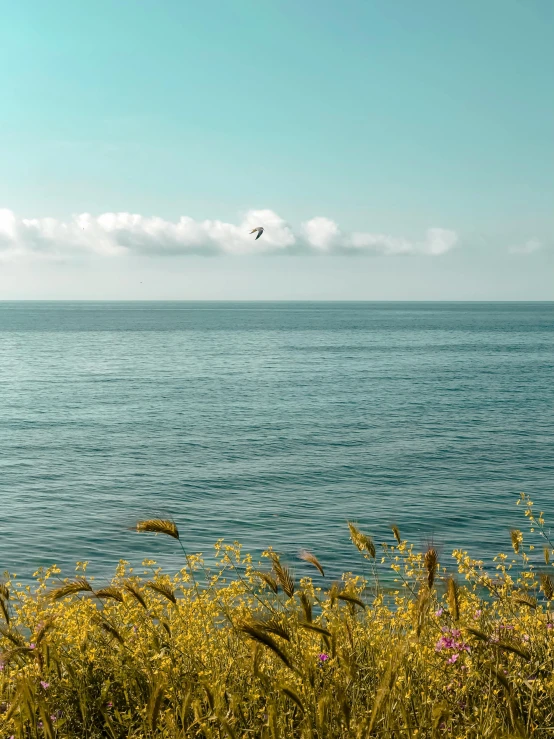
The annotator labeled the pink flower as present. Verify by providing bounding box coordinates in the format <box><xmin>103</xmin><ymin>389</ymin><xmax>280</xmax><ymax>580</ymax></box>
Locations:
<box><xmin>107</xmin><ymin>701</ymin><xmax>113</xmax><ymax>708</ymax></box>
<box><xmin>318</xmin><ymin>653</ymin><xmax>329</xmax><ymax>663</ymax></box>
<box><xmin>435</xmin><ymin>636</ymin><xmax>454</xmax><ymax>651</ymax></box>
<box><xmin>29</xmin><ymin>643</ymin><xmax>36</xmax><ymax>650</ymax></box>
<box><xmin>547</xmin><ymin>623</ymin><xmax>554</xmax><ymax>630</ymax></box>
<box><xmin>474</xmin><ymin>610</ymin><xmax>482</xmax><ymax>619</ymax></box>
<box><xmin>435</xmin><ymin>608</ymin><xmax>444</xmax><ymax>617</ymax></box>
<box><xmin>40</xmin><ymin>681</ymin><xmax>49</xmax><ymax>690</ymax></box>
<box><xmin>447</xmin><ymin>653</ymin><xmax>459</xmax><ymax>664</ymax></box>
<box><xmin>50</xmin><ymin>715</ymin><xmax>57</xmax><ymax>723</ymax></box>
<box><xmin>435</xmin><ymin>629</ymin><xmax>470</xmax><ymax>656</ymax></box>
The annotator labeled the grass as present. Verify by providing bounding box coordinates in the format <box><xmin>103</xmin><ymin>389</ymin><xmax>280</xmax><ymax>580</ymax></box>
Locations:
<box><xmin>1</xmin><ymin>492</ymin><xmax>554</xmax><ymax>737</ymax></box>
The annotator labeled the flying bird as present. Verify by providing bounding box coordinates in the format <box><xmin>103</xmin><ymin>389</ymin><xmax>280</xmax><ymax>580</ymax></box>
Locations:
<box><xmin>250</xmin><ymin>227</ymin><xmax>264</xmax><ymax>240</ymax></box>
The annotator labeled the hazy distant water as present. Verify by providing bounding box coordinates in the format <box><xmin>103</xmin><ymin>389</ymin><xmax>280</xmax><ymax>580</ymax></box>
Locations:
<box><xmin>0</xmin><ymin>302</ymin><xmax>553</xmax><ymax>584</ymax></box>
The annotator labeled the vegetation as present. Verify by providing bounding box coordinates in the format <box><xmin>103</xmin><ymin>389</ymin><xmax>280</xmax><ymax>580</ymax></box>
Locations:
<box><xmin>1</xmin><ymin>493</ymin><xmax>554</xmax><ymax>738</ymax></box>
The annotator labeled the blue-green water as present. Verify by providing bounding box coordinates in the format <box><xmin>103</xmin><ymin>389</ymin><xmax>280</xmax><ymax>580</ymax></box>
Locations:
<box><xmin>0</xmin><ymin>302</ymin><xmax>553</xmax><ymax>584</ymax></box>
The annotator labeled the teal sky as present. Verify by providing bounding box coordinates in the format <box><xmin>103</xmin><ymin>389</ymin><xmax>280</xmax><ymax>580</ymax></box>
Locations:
<box><xmin>1</xmin><ymin>0</ymin><xmax>552</xmax><ymax>299</ymax></box>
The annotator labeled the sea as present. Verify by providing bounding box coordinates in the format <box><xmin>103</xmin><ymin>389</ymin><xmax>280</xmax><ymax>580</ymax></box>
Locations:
<box><xmin>0</xmin><ymin>301</ymin><xmax>553</xmax><ymax>586</ymax></box>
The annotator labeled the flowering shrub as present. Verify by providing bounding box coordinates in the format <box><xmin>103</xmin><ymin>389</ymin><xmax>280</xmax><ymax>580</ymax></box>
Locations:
<box><xmin>0</xmin><ymin>494</ymin><xmax>553</xmax><ymax>737</ymax></box>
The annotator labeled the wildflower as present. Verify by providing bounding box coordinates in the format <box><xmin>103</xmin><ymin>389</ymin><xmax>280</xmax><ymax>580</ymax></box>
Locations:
<box><xmin>447</xmin><ymin>653</ymin><xmax>459</xmax><ymax>664</ymax></box>
<box><xmin>40</xmin><ymin>681</ymin><xmax>50</xmax><ymax>690</ymax></box>
<box><xmin>436</xmin><ymin>636</ymin><xmax>454</xmax><ymax>651</ymax></box>
<box><xmin>474</xmin><ymin>609</ymin><xmax>482</xmax><ymax>619</ymax></box>
<box><xmin>50</xmin><ymin>715</ymin><xmax>57</xmax><ymax>723</ymax></box>
<box><xmin>435</xmin><ymin>608</ymin><xmax>444</xmax><ymax>617</ymax></box>
<box><xmin>435</xmin><ymin>629</ymin><xmax>470</xmax><ymax>655</ymax></box>
<box><xmin>107</xmin><ymin>701</ymin><xmax>113</xmax><ymax>708</ymax></box>
<box><xmin>547</xmin><ymin>623</ymin><xmax>554</xmax><ymax>630</ymax></box>
<box><xmin>29</xmin><ymin>643</ymin><xmax>36</xmax><ymax>650</ymax></box>
<box><xmin>318</xmin><ymin>653</ymin><xmax>329</xmax><ymax>663</ymax></box>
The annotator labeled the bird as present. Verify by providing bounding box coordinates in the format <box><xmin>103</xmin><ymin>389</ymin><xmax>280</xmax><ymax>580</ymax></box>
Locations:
<box><xmin>250</xmin><ymin>226</ymin><xmax>264</xmax><ymax>240</ymax></box>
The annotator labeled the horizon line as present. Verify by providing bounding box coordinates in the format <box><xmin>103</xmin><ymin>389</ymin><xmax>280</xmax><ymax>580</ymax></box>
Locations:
<box><xmin>1</xmin><ymin>299</ymin><xmax>553</xmax><ymax>304</ymax></box>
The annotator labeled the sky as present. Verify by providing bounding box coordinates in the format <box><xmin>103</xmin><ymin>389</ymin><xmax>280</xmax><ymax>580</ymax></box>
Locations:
<box><xmin>0</xmin><ymin>0</ymin><xmax>552</xmax><ymax>300</ymax></box>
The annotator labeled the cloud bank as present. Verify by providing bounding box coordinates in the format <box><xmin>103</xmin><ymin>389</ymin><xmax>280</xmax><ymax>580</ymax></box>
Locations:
<box><xmin>509</xmin><ymin>239</ymin><xmax>543</xmax><ymax>255</ymax></box>
<box><xmin>0</xmin><ymin>208</ymin><xmax>459</xmax><ymax>262</ymax></box>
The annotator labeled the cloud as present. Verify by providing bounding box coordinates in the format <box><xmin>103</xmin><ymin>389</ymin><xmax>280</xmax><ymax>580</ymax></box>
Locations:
<box><xmin>0</xmin><ymin>207</ymin><xmax>459</xmax><ymax>262</ymax></box>
<box><xmin>509</xmin><ymin>239</ymin><xmax>543</xmax><ymax>255</ymax></box>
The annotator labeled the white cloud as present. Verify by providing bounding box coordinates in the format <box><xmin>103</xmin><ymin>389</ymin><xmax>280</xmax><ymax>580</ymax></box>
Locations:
<box><xmin>509</xmin><ymin>239</ymin><xmax>543</xmax><ymax>255</ymax></box>
<box><xmin>301</xmin><ymin>217</ymin><xmax>341</xmax><ymax>251</ymax></box>
<box><xmin>0</xmin><ymin>207</ymin><xmax>459</xmax><ymax>262</ymax></box>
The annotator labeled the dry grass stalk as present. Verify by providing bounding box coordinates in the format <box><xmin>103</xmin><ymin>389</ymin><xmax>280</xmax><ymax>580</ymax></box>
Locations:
<box><xmin>464</xmin><ymin>627</ymin><xmax>489</xmax><ymax>642</ymax></box>
<box><xmin>0</xmin><ymin>626</ymin><xmax>25</xmax><ymax>647</ymax></box>
<box><xmin>33</xmin><ymin>618</ymin><xmax>56</xmax><ymax>646</ymax></box>
<box><xmin>327</xmin><ymin>582</ymin><xmax>341</xmax><ymax>606</ymax></box>
<box><xmin>39</xmin><ymin>707</ymin><xmax>56</xmax><ymax>739</ymax></box>
<box><xmin>136</xmin><ymin>519</ymin><xmax>179</xmax><ymax>540</ymax></box>
<box><xmin>424</xmin><ymin>547</ymin><xmax>438</xmax><ymax>589</ymax></box>
<box><xmin>544</xmin><ymin>546</ymin><xmax>550</xmax><ymax>565</ymax></box>
<box><xmin>510</xmin><ymin>529</ymin><xmax>522</xmax><ymax>554</ymax></box>
<box><xmin>514</xmin><ymin>593</ymin><xmax>537</xmax><ymax>610</ymax></box>
<box><xmin>95</xmin><ymin>587</ymin><xmax>124</xmax><ymax>603</ymax></box>
<box><xmin>0</xmin><ymin>584</ymin><xmax>9</xmax><ymax>601</ymax></box>
<box><xmin>0</xmin><ymin>598</ymin><xmax>9</xmax><ymax>625</ymax></box>
<box><xmin>414</xmin><ymin>585</ymin><xmax>430</xmax><ymax>637</ymax></box>
<box><xmin>146</xmin><ymin>580</ymin><xmax>177</xmax><ymax>605</ymax></box>
<box><xmin>238</xmin><ymin>623</ymin><xmax>294</xmax><ymax>671</ymax></box>
<box><xmin>368</xmin><ymin>653</ymin><xmax>399</xmax><ymax>733</ymax></box>
<box><xmin>298</xmin><ymin>549</ymin><xmax>325</xmax><ymax>577</ymax></box>
<box><xmin>280</xmin><ymin>685</ymin><xmax>305</xmax><ymax>713</ymax></box>
<box><xmin>148</xmin><ymin>682</ymin><xmax>165</xmax><ymax>732</ymax></box>
<box><xmin>50</xmin><ymin>577</ymin><xmax>93</xmax><ymax>601</ymax></box>
<box><xmin>270</xmin><ymin>555</ymin><xmax>295</xmax><ymax>598</ymax></box>
<box><xmin>256</xmin><ymin>617</ymin><xmax>291</xmax><ymax>641</ymax></box>
<box><xmin>540</xmin><ymin>573</ymin><xmax>554</xmax><ymax>601</ymax></box>
<box><xmin>347</xmin><ymin>522</ymin><xmax>376</xmax><ymax>559</ymax></box>
<box><xmin>94</xmin><ymin>617</ymin><xmax>124</xmax><ymax>645</ymax></box>
<box><xmin>255</xmin><ymin>571</ymin><xmax>279</xmax><ymax>594</ymax></box>
<box><xmin>299</xmin><ymin>591</ymin><xmax>312</xmax><ymax>623</ymax></box>
<box><xmin>337</xmin><ymin>592</ymin><xmax>366</xmax><ymax>609</ymax></box>
<box><xmin>447</xmin><ymin>577</ymin><xmax>459</xmax><ymax>622</ymax></box>
<box><xmin>495</xmin><ymin>641</ymin><xmax>531</xmax><ymax>661</ymax></box>
<box><xmin>299</xmin><ymin>621</ymin><xmax>332</xmax><ymax>638</ymax></box>
<box><xmin>124</xmin><ymin>581</ymin><xmax>148</xmax><ymax>609</ymax></box>
<box><xmin>391</xmin><ymin>525</ymin><xmax>401</xmax><ymax>544</ymax></box>
<box><xmin>486</xmin><ymin>662</ymin><xmax>523</xmax><ymax>734</ymax></box>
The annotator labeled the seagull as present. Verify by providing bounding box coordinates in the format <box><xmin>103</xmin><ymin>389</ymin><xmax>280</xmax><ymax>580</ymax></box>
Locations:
<box><xmin>250</xmin><ymin>226</ymin><xmax>264</xmax><ymax>240</ymax></box>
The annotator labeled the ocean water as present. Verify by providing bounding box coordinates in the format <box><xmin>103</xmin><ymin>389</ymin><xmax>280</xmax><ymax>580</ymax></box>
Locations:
<box><xmin>0</xmin><ymin>301</ymin><xmax>553</xmax><ymax>585</ymax></box>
